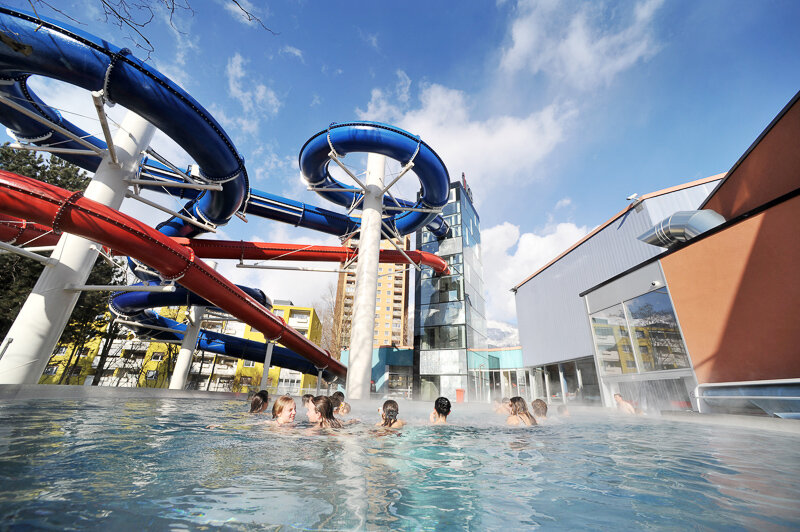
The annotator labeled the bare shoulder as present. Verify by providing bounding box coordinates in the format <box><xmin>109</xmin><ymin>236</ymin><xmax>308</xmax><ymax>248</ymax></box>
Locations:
<box><xmin>506</xmin><ymin>415</ymin><xmax>519</xmax><ymax>426</ymax></box>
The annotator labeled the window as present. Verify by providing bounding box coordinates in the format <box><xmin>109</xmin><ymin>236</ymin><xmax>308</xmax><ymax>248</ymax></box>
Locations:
<box><xmin>55</xmin><ymin>346</ymin><xmax>67</xmax><ymax>356</ymax></box>
<box><xmin>243</xmin><ymin>360</ymin><xmax>256</xmax><ymax>368</ymax></box>
<box><xmin>145</xmin><ymin>370</ymin><xmax>158</xmax><ymax>380</ymax></box>
<box><xmin>150</xmin><ymin>352</ymin><xmax>164</xmax><ymax>361</ymax></box>
<box><xmin>44</xmin><ymin>365</ymin><xmax>59</xmax><ymax>376</ymax></box>
<box><xmin>274</xmin><ymin>309</ymin><xmax>285</xmax><ymax>318</ymax></box>
<box><xmin>623</xmin><ymin>289</ymin><xmax>690</xmax><ymax>372</ymax></box>
<box><xmin>240</xmin><ymin>376</ymin><xmax>252</xmax><ymax>385</ymax></box>
<box><xmin>589</xmin><ymin>304</ymin><xmax>636</xmax><ymax>376</ymax></box>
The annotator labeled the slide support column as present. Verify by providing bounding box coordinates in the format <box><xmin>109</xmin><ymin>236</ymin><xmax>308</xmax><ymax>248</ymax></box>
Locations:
<box><xmin>0</xmin><ymin>111</ymin><xmax>155</xmax><ymax>384</ymax></box>
<box><xmin>345</xmin><ymin>153</ymin><xmax>385</xmax><ymax>400</ymax></box>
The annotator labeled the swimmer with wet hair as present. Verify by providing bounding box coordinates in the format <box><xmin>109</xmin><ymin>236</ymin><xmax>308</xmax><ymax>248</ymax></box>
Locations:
<box><xmin>507</xmin><ymin>396</ymin><xmax>537</xmax><ymax>426</ymax></box>
<box><xmin>331</xmin><ymin>390</ymin><xmax>345</xmax><ymax>403</ymax></box>
<box><xmin>249</xmin><ymin>390</ymin><xmax>270</xmax><ymax>413</ymax></box>
<box><xmin>272</xmin><ymin>395</ymin><xmax>297</xmax><ymax>426</ymax></box>
<box><xmin>376</xmin><ymin>399</ymin><xmax>405</xmax><ymax>428</ymax></box>
<box><xmin>531</xmin><ymin>399</ymin><xmax>548</xmax><ymax>422</ymax></box>
<box><xmin>338</xmin><ymin>401</ymin><xmax>351</xmax><ymax>415</ymax></box>
<box><xmin>301</xmin><ymin>394</ymin><xmax>314</xmax><ymax>408</ymax></box>
<box><xmin>307</xmin><ymin>395</ymin><xmax>343</xmax><ymax>428</ymax></box>
<box><xmin>429</xmin><ymin>396</ymin><xmax>451</xmax><ymax>424</ymax></box>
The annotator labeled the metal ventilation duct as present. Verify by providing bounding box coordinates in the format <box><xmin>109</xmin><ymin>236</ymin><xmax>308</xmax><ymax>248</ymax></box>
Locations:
<box><xmin>638</xmin><ymin>210</ymin><xmax>726</xmax><ymax>248</ymax></box>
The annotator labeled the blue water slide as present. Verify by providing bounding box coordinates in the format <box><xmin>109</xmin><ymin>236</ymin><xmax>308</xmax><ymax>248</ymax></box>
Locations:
<box><xmin>0</xmin><ymin>7</ymin><xmax>247</xmax><ymax>239</ymax></box>
<box><xmin>111</xmin><ymin>283</ymin><xmax>338</xmax><ymax>380</ymax></box>
<box><xmin>299</xmin><ymin>121</ymin><xmax>451</xmax><ymax>237</ymax></box>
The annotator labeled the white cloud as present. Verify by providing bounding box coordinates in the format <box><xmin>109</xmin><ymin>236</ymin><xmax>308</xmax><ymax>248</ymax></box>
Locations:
<box><xmin>554</xmin><ymin>197</ymin><xmax>572</xmax><ymax>210</ymax></box>
<box><xmin>481</xmin><ymin>220</ymin><xmax>589</xmax><ymax>323</ymax></box>
<box><xmin>227</xmin><ymin>53</ymin><xmax>281</xmax><ymax>114</ymax></box>
<box><xmin>280</xmin><ymin>45</ymin><xmax>304</xmax><ymax>62</ymax></box>
<box><xmin>357</xmin><ymin>29</ymin><xmax>379</xmax><ymax>50</ymax></box>
<box><xmin>486</xmin><ymin>319</ymin><xmax>520</xmax><ymax>348</ymax></box>
<box><xmin>501</xmin><ymin>0</ymin><xmax>663</xmax><ymax>90</ymax></box>
<box><xmin>357</xmin><ymin>82</ymin><xmax>577</xmax><ymax>208</ymax></box>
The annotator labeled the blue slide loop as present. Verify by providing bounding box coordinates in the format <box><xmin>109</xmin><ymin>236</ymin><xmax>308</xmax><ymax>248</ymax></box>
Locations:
<box><xmin>299</xmin><ymin>121</ymin><xmax>450</xmax><ymax>237</ymax></box>
<box><xmin>0</xmin><ymin>7</ymin><xmax>247</xmax><ymax>234</ymax></box>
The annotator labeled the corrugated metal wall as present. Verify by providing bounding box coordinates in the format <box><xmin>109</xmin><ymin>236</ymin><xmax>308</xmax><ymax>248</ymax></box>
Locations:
<box><xmin>515</xmin><ymin>183</ymin><xmax>719</xmax><ymax>367</ymax></box>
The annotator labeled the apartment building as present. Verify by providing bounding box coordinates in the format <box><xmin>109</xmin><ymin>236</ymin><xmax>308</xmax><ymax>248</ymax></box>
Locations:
<box><xmin>334</xmin><ymin>236</ymin><xmax>411</xmax><ymax>350</ymax></box>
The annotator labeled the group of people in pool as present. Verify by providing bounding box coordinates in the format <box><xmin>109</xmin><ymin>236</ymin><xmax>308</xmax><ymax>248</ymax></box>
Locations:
<box><xmin>248</xmin><ymin>390</ymin><xmax>561</xmax><ymax>429</ymax></box>
<box><xmin>492</xmin><ymin>396</ymin><xmax>563</xmax><ymax>426</ymax></box>
<box><xmin>249</xmin><ymin>389</ymin><xmax>449</xmax><ymax>429</ymax></box>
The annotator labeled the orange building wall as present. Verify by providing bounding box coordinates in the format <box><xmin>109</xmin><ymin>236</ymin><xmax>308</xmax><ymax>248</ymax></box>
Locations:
<box><xmin>703</xmin><ymin>93</ymin><xmax>800</xmax><ymax>219</ymax></box>
<box><xmin>660</xmin><ymin>195</ymin><xmax>800</xmax><ymax>385</ymax></box>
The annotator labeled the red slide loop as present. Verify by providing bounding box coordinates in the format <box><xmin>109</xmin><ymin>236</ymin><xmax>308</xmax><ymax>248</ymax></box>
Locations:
<box><xmin>51</xmin><ymin>190</ymin><xmax>84</xmax><ymax>235</ymax></box>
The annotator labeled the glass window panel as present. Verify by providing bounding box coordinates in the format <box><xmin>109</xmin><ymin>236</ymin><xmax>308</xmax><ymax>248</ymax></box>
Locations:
<box><xmin>590</xmin><ymin>304</ymin><xmax>637</xmax><ymax>375</ymax></box>
<box><xmin>419</xmin><ymin>301</ymin><xmax>465</xmax><ymax>327</ymax></box>
<box><xmin>420</xmin><ymin>325</ymin><xmax>466</xmax><ymax>350</ymax></box>
<box><xmin>623</xmin><ymin>288</ymin><xmax>691</xmax><ymax>372</ymax></box>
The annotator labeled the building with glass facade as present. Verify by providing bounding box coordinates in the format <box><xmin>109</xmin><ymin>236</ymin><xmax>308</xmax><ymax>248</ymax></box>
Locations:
<box><xmin>513</xmin><ymin>90</ymin><xmax>800</xmax><ymax>416</ymax></box>
<box><xmin>413</xmin><ymin>180</ymin><xmax>488</xmax><ymax>401</ymax></box>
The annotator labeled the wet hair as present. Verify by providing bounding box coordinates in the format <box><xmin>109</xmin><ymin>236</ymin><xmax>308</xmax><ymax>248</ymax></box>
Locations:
<box><xmin>501</xmin><ymin>397</ymin><xmax>510</xmax><ymax>404</ymax></box>
<box><xmin>331</xmin><ymin>391</ymin><xmax>345</xmax><ymax>401</ymax></box>
<box><xmin>272</xmin><ymin>395</ymin><xmax>295</xmax><ymax>419</ymax></box>
<box><xmin>301</xmin><ymin>394</ymin><xmax>314</xmax><ymax>406</ymax></box>
<box><xmin>338</xmin><ymin>401</ymin><xmax>351</xmax><ymax>415</ymax></box>
<box><xmin>434</xmin><ymin>396</ymin><xmax>451</xmax><ymax>417</ymax></box>
<box><xmin>330</xmin><ymin>395</ymin><xmax>342</xmax><ymax>410</ymax></box>
<box><xmin>510</xmin><ymin>396</ymin><xmax>537</xmax><ymax>425</ymax></box>
<box><xmin>531</xmin><ymin>399</ymin><xmax>548</xmax><ymax>418</ymax></box>
<box><xmin>381</xmin><ymin>400</ymin><xmax>400</xmax><ymax>427</ymax></box>
<box><xmin>311</xmin><ymin>395</ymin><xmax>343</xmax><ymax>428</ymax></box>
<box><xmin>249</xmin><ymin>390</ymin><xmax>269</xmax><ymax>413</ymax></box>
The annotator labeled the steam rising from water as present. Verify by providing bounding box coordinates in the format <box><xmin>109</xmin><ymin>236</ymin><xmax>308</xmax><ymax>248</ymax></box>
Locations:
<box><xmin>0</xmin><ymin>396</ymin><xmax>798</xmax><ymax>529</ymax></box>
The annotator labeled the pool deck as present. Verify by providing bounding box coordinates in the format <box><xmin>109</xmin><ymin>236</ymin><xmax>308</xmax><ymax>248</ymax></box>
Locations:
<box><xmin>0</xmin><ymin>384</ymin><xmax>247</xmax><ymax>401</ymax></box>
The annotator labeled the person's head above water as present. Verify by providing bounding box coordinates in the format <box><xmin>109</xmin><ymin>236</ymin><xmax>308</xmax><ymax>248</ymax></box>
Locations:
<box><xmin>331</xmin><ymin>391</ymin><xmax>345</xmax><ymax>402</ymax></box>
<box><xmin>308</xmin><ymin>395</ymin><xmax>343</xmax><ymax>428</ymax></box>
<box><xmin>380</xmin><ymin>399</ymin><xmax>400</xmax><ymax>427</ymax></box>
<box><xmin>272</xmin><ymin>395</ymin><xmax>297</xmax><ymax>424</ymax></box>
<box><xmin>249</xmin><ymin>390</ymin><xmax>269</xmax><ymax>413</ymax></box>
<box><xmin>430</xmin><ymin>396</ymin><xmax>451</xmax><ymax>423</ymax></box>
<box><xmin>509</xmin><ymin>396</ymin><xmax>537</xmax><ymax>425</ymax></box>
<box><xmin>301</xmin><ymin>394</ymin><xmax>314</xmax><ymax>407</ymax></box>
<box><xmin>531</xmin><ymin>399</ymin><xmax>548</xmax><ymax>418</ymax></box>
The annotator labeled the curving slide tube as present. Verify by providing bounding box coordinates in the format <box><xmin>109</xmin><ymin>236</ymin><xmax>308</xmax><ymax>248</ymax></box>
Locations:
<box><xmin>0</xmin><ymin>7</ymin><xmax>452</xmax><ymax>381</ymax></box>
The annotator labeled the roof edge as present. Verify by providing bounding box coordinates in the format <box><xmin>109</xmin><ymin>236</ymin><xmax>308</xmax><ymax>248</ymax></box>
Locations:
<box><xmin>511</xmin><ymin>173</ymin><xmax>725</xmax><ymax>291</ymax></box>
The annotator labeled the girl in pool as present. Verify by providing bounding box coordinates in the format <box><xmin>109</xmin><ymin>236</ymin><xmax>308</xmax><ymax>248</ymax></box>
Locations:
<box><xmin>272</xmin><ymin>395</ymin><xmax>297</xmax><ymax>426</ymax></box>
<box><xmin>307</xmin><ymin>395</ymin><xmax>343</xmax><ymax>429</ymax></box>
<box><xmin>376</xmin><ymin>399</ymin><xmax>405</xmax><ymax>428</ymax></box>
<box><xmin>249</xmin><ymin>390</ymin><xmax>269</xmax><ymax>413</ymax></box>
<box><xmin>506</xmin><ymin>396</ymin><xmax>537</xmax><ymax>426</ymax></box>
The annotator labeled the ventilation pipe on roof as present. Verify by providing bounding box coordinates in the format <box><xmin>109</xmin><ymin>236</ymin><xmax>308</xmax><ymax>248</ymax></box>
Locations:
<box><xmin>638</xmin><ymin>210</ymin><xmax>726</xmax><ymax>248</ymax></box>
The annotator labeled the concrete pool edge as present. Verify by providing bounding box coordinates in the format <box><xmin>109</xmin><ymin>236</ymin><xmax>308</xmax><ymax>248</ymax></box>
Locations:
<box><xmin>0</xmin><ymin>384</ymin><xmax>246</xmax><ymax>401</ymax></box>
<box><xmin>661</xmin><ymin>410</ymin><xmax>800</xmax><ymax>435</ymax></box>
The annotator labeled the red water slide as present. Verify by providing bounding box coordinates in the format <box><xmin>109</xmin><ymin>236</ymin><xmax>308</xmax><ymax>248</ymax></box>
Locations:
<box><xmin>0</xmin><ymin>218</ymin><xmax>449</xmax><ymax>273</ymax></box>
<box><xmin>0</xmin><ymin>170</ymin><xmax>346</xmax><ymax>379</ymax></box>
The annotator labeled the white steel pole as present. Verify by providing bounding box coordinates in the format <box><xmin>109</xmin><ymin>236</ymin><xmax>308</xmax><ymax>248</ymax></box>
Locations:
<box><xmin>258</xmin><ymin>341</ymin><xmax>274</xmax><ymax>391</ymax></box>
<box><xmin>345</xmin><ymin>153</ymin><xmax>385</xmax><ymax>400</ymax></box>
<box><xmin>169</xmin><ymin>260</ymin><xmax>218</xmax><ymax>390</ymax></box>
<box><xmin>0</xmin><ymin>111</ymin><xmax>155</xmax><ymax>384</ymax></box>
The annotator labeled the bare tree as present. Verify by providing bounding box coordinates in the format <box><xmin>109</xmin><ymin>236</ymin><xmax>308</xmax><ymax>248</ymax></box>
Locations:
<box><xmin>27</xmin><ymin>1</ymin><xmax>275</xmax><ymax>58</ymax></box>
<box><xmin>314</xmin><ymin>281</ymin><xmax>342</xmax><ymax>358</ymax></box>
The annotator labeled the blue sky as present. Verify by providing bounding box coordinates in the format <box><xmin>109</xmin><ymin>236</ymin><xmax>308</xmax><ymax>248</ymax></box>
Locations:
<box><xmin>5</xmin><ymin>0</ymin><xmax>800</xmax><ymax>336</ymax></box>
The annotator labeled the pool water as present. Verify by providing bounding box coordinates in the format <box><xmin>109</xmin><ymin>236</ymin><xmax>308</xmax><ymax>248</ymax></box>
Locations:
<box><xmin>1</xmin><ymin>397</ymin><xmax>799</xmax><ymax>530</ymax></box>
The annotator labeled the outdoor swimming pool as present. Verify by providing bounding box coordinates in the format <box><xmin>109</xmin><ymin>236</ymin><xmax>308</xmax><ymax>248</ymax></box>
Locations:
<box><xmin>1</xmin><ymin>396</ymin><xmax>798</xmax><ymax>530</ymax></box>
